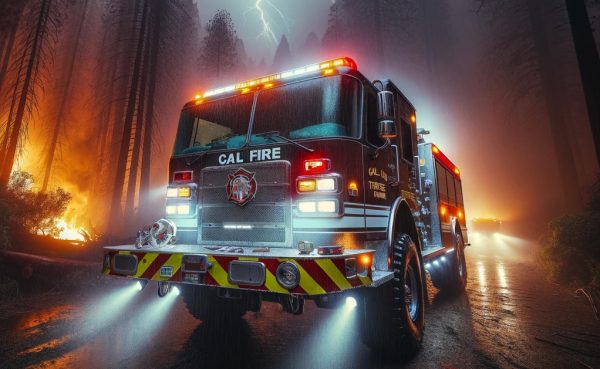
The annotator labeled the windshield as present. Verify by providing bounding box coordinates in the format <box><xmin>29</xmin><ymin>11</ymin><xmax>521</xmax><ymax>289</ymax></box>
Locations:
<box><xmin>173</xmin><ymin>75</ymin><xmax>361</xmax><ymax>155</ymax></box>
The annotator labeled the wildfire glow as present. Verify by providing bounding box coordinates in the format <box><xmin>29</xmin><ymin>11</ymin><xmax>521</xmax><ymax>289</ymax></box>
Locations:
<box><xmin>55</xmin><ymin>219</ymin><xmax>86</xmax><ymax>242</ymax></box>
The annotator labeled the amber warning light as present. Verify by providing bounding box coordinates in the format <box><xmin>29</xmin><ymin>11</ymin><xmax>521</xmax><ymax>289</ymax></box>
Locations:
<box><xmin>194</xmin><ymin>57</ymin><xmax>357</xmax><ymax>100</ymax></box>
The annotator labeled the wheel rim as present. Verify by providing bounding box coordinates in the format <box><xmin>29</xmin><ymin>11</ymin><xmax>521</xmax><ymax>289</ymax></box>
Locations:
<box><xmin>405</xmin><ymin>264</ymin><xmax>419</xmax><ymax>321</ymax></box>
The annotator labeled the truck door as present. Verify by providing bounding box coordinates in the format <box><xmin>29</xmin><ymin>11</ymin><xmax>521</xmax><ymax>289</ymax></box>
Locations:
<box><xmin>394</xmin><ymin>115</ymin><xmax>418</xmax><ymax>203</ymax></box>
<box><xmin>364</xmin><ymin>89</ymin><xmax>396</xmax><ymax>232</ymax></box>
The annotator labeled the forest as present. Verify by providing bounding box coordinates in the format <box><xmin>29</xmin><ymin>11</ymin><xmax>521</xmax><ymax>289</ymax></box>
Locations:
<box><xmin>0</xmin><ymin>0</ymin><xmax>598</xmax><ymax>243</ymax></box>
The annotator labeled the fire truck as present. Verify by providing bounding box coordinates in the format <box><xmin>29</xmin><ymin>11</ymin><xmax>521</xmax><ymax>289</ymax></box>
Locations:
<box><xmin>102</xmin><ymin>57</ymin><xmax>468</xmax><ymax>357</ymax></box>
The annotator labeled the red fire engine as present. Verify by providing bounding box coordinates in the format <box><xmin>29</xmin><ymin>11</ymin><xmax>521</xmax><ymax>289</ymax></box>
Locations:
<box><xmin>102</xmin><ymin>57</ymin><xmax>468</xmax><ymax>357</ymax></box>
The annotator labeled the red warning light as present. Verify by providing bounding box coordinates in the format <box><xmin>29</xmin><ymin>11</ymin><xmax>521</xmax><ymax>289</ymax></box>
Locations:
<box><xmin>173</xmin><ymin>171</ymin><xmax>193</xmax><ymax>182</ymax></box>
<box><xmin>304</xmin><ymin>159</ymin><xmax>331</xmax><ymax>172</ymax></box>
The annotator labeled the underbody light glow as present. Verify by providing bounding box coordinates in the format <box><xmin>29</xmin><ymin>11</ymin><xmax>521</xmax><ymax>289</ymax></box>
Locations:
<box><xmin>345</xmin><ymin>296</ymin><xmax>357</xmax><ymax>309</ymax></box>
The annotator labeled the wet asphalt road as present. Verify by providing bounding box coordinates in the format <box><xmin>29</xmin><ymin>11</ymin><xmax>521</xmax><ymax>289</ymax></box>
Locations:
<box><xmin>1</xmin><ymin>233</ymin><xmax>600</xmax><ymax>369</ymax></box>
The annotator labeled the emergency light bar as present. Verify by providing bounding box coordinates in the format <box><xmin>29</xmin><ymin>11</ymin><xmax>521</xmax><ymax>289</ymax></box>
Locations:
<box><xmin>195</xmin><ymin>57</ymin><xmax>357</xmax><ymax>100</ymax></box>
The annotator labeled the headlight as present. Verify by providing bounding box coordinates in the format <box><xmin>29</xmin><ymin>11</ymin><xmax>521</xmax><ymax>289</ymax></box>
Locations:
<box><xmin>298</xmin><ymin>201</ymin><xmax>316</xmax><ymax>212</ymax></box>
<box><xmin>176</xmin><ymin>204</ymin><xmax>190</xmax><ymax>215</ymax></box>
<box><xmin>298</xmin><ymin>200</ymin><xmax>337</xmax><ymax>213</ymax></box>
<box><xmin>316</xmin><ymin>178</ymin><xmax>335</xmax><ymax>191</ymax></box>
<box><xmin>317</xmin><ymin>200</ymin><xmax>336</xmax><ymax>212</ymax></box>
<box><xmin>276</xmin><ymin>262</ymin><xmax>300</xmax><ymax>289</ymax></box>
<box><xmin>167</xmin><ymin>186</ymin><xmax>191</xmax><ymax>198</ymax></box>
<box><xmin>166</xmin><ymin>205</ymin><xmax>177</xmax><ymax>215</ymax></box>
<box><xmin>166</xmin><ymin>203</ymin><xmax>191</xmax><ymax>215</ymax></box>
<box><xmin>297</xmin><ymin>177</ymin><xmax>337</xmax><ymax>192</ymax></box>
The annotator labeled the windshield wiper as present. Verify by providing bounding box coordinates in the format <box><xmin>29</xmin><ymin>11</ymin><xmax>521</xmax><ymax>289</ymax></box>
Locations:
<box><xmin>185</xmin><ymin>151</ymin><xmax>206</xmax><ymax>167</ymax></box>
<box><xmin>254</xmin><ymin>131</ymin><xmax>314</xmax><ymax>153</ymax></box>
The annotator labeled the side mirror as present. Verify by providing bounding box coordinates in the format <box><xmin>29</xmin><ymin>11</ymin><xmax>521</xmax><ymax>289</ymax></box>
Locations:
<box><xmin>377</xmin><ymin>91</ymin><xmax>396</xmax><ymax>138</ymax></box>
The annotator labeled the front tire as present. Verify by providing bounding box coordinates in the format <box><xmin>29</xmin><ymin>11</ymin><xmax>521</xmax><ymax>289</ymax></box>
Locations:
<box><xmin>360</xmin><ymin>233</ymin><xmax>425</xmax><ymax>357</ymax></box>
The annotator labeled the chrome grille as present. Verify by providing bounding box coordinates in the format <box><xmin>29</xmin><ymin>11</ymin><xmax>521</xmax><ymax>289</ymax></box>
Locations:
<box><xmin>199</xmin><ymin>161</ymin><xmax>291</xmax><ymax>246</ymax></box>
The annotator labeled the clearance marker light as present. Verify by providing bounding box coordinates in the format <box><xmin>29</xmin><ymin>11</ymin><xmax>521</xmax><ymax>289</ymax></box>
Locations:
<box><xmin>195</xmin><ymin>57</ymin><xmax>357</xmax><ymax>100</ymax></box>
<box><xmin>431</xmin><ymin>144</ymin><xmax>461</xmax><ymax>179</ymax></box>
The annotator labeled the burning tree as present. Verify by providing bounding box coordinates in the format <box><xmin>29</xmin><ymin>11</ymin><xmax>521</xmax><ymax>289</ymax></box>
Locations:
<box><xmin>0</xmin><ymin>171</ymin><xmax>71</xmax><ymax>249</ymax></box>
<box><xmin>40</xmin><ymin>0</ymin><xmax>91</xmax><ymax>192</ymax></box>
<box><xmin>0</xmin><ymin>0</ymin><xmax>73</xmax><ymax>188</ymax></box>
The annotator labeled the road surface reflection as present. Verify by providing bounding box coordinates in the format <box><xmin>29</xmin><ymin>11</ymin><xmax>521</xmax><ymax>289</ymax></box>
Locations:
<box><xmin>1</xmin><ymin>232</ymin><xmax>599</xmax><ymax>369</ymax></box>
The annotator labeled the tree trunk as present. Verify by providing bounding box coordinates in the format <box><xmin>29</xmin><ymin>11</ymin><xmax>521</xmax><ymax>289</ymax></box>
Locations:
<box><xmin>0</xmin><ymin>40</ymin><xmax>29</xmax><ymax>171</ymax></box>
<box><xmin>526</xmin><ymin>0</ymin><xmax>581</xmax><ymax>206</ymax></box>
<box><xmin>0</xmin><ymin>7</ymin><xmax>21</xmax><ymax>95</ymax></box>
<box><xmin>565</xmin><ymin>0</ymin><xmax>600</xmax><ymax>170</ymax></box>
<box><xmin>139</xmin><ymin>0</ymin><xmax>163</xmax><ymax>215</ymax></box>
<box><xmin>0</xmin><ymin>0</ymin><xmax>51</xmax><ymax>188</ymax></box>
<box><xmin>124</xmin><ymin>25</ymin><xmax>151</xmax><ymax>220</ymax></box>
<box><xmin>41</xmin><ymin>0</ymin><xmax>89</xmax><ymax>192</ymax></box>
<box><xmin>108</xmin><ymin>0</ymin><xmax>149</xmax><ymax>224</ymax></box>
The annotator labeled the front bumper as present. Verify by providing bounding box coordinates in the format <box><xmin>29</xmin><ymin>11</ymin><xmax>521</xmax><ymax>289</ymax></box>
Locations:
<box><xmin>102</xmin><ymin>244</ymin><xmax>374</xmax><ymax>296</ymax></box>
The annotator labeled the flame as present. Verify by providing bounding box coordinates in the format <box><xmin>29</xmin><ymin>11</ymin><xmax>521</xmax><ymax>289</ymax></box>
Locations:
<box><xmin>55</xmin><ymin>218</ymin><xmax>87</xmax><ymax>242</ymax></box>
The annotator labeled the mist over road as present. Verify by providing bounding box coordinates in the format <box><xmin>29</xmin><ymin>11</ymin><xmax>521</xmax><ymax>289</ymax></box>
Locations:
<box><xmin>1</xmin><ymin>234</ymin><xmax>599</xmax><ymax>369</ymax></box>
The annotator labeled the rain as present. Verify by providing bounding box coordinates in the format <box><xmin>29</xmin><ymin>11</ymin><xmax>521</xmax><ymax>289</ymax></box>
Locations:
<box><xmin>0</xmin><ymin>0</ymin><xmax>599</xmax><ymax>368</ymax></box>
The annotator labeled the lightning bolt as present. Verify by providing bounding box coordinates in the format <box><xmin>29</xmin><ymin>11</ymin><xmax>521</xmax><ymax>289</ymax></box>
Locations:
<box><xmin>245</xmin><ymin>0</ymin><xmax>291</xmax><ymax>47</ymax></box>
<box><xmin>256</xmin><ymin>0</ymin><xmax>278</xmax><ymax>45</ymax></box>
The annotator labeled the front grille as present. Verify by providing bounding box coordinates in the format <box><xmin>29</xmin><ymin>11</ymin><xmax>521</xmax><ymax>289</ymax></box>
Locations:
<box><xmin>202</xmin><ymin>205</ymin><xmax>285</xmax><ymax>224</ymax></box>
<box><xmin>199</xmin><ymin>161</ymin><xmax>291</xmax><ymax>247</ymax></box>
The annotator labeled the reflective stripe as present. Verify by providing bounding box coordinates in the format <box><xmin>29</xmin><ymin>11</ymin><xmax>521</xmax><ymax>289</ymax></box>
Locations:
<box><xmin>152</xmin><ymin>254</ymin><xmax>183</xmax><ymax>280</ymax></box>
<box><xmin>345</xmin><ymin>202</ymin><xmax>390</xmax><ymax>210</ymax></box>
<box><xmin>344</xmin><ymin>207</ymin><xmax>365</xmax><ymax>215</ymax></box>
<box><xmin>264</xmin><ymin>268</ymin><xmax>289</xmax><ymax>294</ymax></box>
<box><xmin>136</xmin><ymin>253</ymin><xmax>159</xmax><ymax>277</ymax></box>
<box><xmin>365</xmin><ymin>209</ymin><xmax>390</xmax><ymax>216</ymax></box>
<box><xmin>207</xmin><ymin>256</ymin><xmax>237</xmax><ymax>288</ymax></box>
<box><xmin>315</xmin><ymin>259</ymin><xmax>352</xmax><ymax>290</ymax></box>
<box><xmin>366</xmin><ymin>216</ymin><xmax>389</xmax><ymax>228</ymax></box>
<box><xmin>287</xmin><ymin>259</ymin><xmax>327</xmax><ymax>295</ymax></box>
<box><xmin>358</xmin><ymin>274</ymin><xmax>372</xmax><ymax>286</ymax></box>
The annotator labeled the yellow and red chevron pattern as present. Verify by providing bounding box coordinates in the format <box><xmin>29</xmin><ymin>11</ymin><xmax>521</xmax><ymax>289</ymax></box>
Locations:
<box><xmin>103</xmin><ymin>251</ymin><xmax>372</xmax><ymax>295</ymax></box>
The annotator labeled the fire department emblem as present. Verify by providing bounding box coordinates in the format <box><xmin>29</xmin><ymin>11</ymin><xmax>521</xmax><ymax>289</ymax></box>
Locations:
<box><xmin>226</xmin><ymin>168</ymin><xmax>257</xmax><ymax>206</ymax></box>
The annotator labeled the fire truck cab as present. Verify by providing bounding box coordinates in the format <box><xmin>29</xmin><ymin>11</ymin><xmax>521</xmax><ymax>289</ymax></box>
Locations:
<box><xmin>102</xmin><ymin>57</ymin><xmax>468</xmax><ymax>357</ymax></box>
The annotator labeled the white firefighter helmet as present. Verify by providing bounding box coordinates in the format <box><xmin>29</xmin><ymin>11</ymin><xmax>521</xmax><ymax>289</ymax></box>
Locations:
<box><xmin>149</xmin><ymin>218</ymin><xmax>177</xmax><ymax>248</ymax></box>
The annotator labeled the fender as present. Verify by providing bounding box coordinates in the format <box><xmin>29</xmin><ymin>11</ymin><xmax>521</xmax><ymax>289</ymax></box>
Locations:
<box><xmin>450</xmin><ymin>216</ymin><xmax>468</xmax><ymax>246</ymax></box>
<box><xmin>384</xmin><ymin>196</ymin><xmax>421</xmax><ymax>268</ymax></box>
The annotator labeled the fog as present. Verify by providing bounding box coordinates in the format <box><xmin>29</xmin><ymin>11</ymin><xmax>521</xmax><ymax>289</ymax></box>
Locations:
<box><xmin>1</xmin><ymin>0</ymin><xmax>598</xmax><ymax>238</ymax></box>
